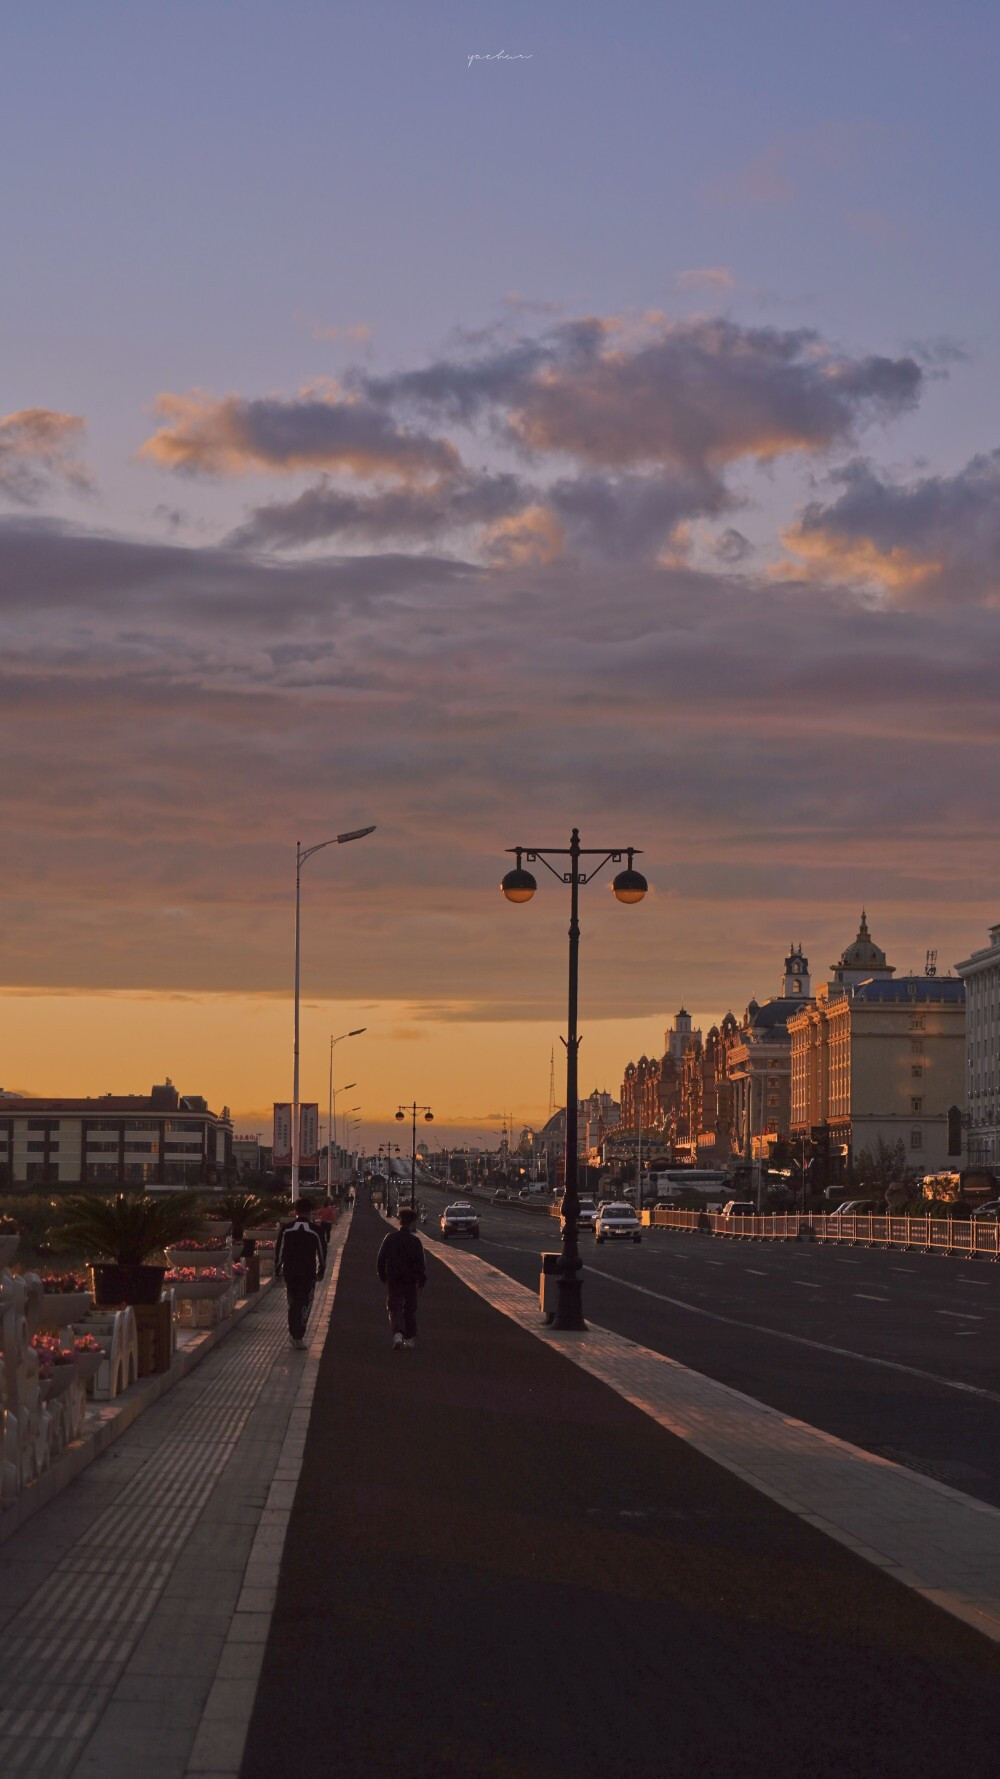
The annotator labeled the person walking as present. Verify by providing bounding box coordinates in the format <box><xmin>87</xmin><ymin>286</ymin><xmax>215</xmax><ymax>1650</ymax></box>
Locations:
<box><xmin>274</xmin><ymin>1199</ymin><xmax>326</xmax><ymax>1349</ymax></box>
<box><xmin>376</xmin><ymin>1205</ymin><xmax>427</xmax><ymax>1349</ymax></box>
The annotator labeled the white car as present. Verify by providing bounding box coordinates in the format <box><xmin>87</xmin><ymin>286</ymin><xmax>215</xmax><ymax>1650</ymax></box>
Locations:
<box><xmin>440</xmin><ymin>1202</ymin><xmax>480</xmax><ymax>1241</ymax></box>
<box><xmin>594</xmin><ymin>1203</ymin><xmax>642</xmax><ymax>1245</ymax></box>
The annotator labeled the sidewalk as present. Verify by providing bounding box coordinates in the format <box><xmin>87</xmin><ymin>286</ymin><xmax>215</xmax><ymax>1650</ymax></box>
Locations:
<box><xmin>0</xmin><ymin>1225</ymin><xmax>345</xmax><ymax>1779</ymax></box>
<box><xmin>240</xmin><ymin>1200</ymin><xmax>1000</xmax><ymax>1779</ymax></box>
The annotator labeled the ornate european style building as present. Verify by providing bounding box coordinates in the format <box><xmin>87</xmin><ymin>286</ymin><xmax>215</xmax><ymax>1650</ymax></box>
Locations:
<box><xmin>956</xmin><ymin>922</ymin><xmax>1000</xmax><ymax>1167</ymax></box>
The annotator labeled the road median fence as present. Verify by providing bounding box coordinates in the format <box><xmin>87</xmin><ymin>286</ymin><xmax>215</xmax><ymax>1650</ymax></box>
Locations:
<box><xmin>648</xmin><ymin>1207</ymin><xmax>1000</xmax><ymax>1257</ymax></box>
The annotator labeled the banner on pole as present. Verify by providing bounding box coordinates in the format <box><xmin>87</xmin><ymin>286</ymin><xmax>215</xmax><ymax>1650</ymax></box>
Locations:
<box><xmin>299</xmin><ymin>1103</ymin><xmax>320</xmax><ymax>1167</ymax></box>
<box><xmin>273</xmin><ymin>1103</ymin><xmax>293</xmax><ymax>1166</ymax></box>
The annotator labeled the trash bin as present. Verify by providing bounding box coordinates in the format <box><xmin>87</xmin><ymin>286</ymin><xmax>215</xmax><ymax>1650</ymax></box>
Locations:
<box><xmin>540</xmin><ymin>1252</ymin><xmax>562</xmax><ymax>1321</ymax></box>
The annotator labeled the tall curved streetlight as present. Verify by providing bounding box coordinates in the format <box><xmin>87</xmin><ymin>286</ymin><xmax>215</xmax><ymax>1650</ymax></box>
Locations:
<box><xmin>396</xmin><ymin>1102</ymin><xmax>434</xmax><ymax>1210</ymax></box>
<box><xmin>502</xmin><ymin>827</ymin><xmax>647</xmax><ymax>1330</ymax></box>
<box><xmin>291</xmin><ymin>828</ymin><xmax>375</xmax><ymax>1197</ymax></box>
<box><xmin>327</xmin><ymin>1025</ymin><xmax>366</xmax><ymax>1199</ymax></box>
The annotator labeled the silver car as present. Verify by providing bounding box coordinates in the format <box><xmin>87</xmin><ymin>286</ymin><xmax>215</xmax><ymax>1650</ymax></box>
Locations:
<box><xmin>440</xmin><ymin>1202</ymin><xmax>480</xmax><ymax>1241</ymax></box>
<box><xmin>594</xmin><ymin>1203</ymin><xmax>642</xmax><ymax>1245</ymax></box>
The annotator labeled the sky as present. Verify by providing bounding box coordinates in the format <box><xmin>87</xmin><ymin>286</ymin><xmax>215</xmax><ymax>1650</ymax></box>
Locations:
<box><xmin>2</xmin><ymin>0</ymin><xmax>999</xmax><ymax>1143</ymax></box>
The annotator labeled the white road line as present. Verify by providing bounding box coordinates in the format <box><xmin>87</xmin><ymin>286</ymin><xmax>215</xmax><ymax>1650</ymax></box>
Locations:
<box><xmin>957</xmin><ymin>1278</ymin><xmax>989</xmax><ymax>1286</ymax></box>
<box><xmin>793</xmin><ymin>1280</ymin><xmax>822</xmax><ymax>1289</ymax></box>
<box><xmin>939</xmin><ymin>1310</ymin><xmax>983</xmax><ymax>1320</ymax></box>
<box><xmin>892</xmin><ymin>1267</ymin><xmax>916</xmax><ymax>1274</ymax></box>
<box><xmin>745</xmin><ymin>1269</ymin><xmax>769</xmax><ymax>1276</ymax></box>
<box><xmin>855</xmin><ymin>1294</ymin><xmax>890</xmax><ymax>1302</ymax></box>
<box><xmin>581</xmin><ymin>1264</ymin><xmax>1000</xmax><ymax>1403</ymax></box>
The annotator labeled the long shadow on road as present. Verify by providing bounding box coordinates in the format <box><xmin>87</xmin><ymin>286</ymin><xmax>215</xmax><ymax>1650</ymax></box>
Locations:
<box><xmin>240</xmin><ymin>1198</ymin><xmax>1000</xmax><ymax>1779</ymax></box>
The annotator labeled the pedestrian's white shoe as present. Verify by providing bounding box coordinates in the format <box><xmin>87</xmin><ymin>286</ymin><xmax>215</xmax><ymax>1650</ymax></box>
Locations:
<box><xmin>402</xmin><ymin>1338</ymin><xmax>416</xmax><ymax>1348</ymax></box>
<box><xmin>392</xmin><ymin>1333</ymin><xmax>403</xmax><ymax>1349</ymax></box>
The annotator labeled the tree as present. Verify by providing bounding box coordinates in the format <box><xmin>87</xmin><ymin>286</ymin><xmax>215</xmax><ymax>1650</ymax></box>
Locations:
<box><xmin>854</xmin><ymin>1137</ymin><xmax>908</xmax><ymax>1194</ymax></box>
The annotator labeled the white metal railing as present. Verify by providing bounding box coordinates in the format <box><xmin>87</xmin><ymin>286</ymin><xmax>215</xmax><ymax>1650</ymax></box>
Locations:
<box><xmin>648</xmin><ymin>1207</ymin><xmax>1000</xmax><ymax>1257</ymax></box>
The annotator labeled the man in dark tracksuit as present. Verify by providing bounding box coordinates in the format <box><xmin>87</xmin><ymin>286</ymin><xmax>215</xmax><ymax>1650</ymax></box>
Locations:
<box><xmin>274</xmin><ymin>1201</ymin><xmax>326</xmax><ymax>1349</ymax></box>
<box><xmin>376</xmin><ymin>1207</ymin><xmax>427</xmax><ymax>1349</ymax></box>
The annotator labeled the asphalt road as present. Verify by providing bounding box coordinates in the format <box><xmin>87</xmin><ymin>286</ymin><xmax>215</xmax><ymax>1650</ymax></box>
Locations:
<box><xmin>241</xmin><ymin>1199</ymin><xmax>1000</xmax><ymax>1779</ymax></box>
<box><xmin>420</xmin><ymin>1184</ymin><xmax>1000</xmax><ymax>1508</ymax></box>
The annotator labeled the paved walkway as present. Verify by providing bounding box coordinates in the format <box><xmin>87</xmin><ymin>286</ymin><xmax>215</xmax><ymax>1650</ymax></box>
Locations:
<box><xmin>0</xmin><ymin>1223</ymin><xmax>345</xmax><ymax>1779</ymax></box>
<box><xmin>5</xmin><ymin>1202</ymin><xmax>1000</xmax><ymax>1777</ymax></box>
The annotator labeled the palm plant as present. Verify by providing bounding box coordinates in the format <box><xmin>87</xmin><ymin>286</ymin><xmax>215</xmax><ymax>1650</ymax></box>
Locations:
<box><xmin>206</xmin><ymin>1190</ymin><xmax>282</xmax><ymax>1240</ymax></box>
<box><xmin>49</xmin><ymin>1192</ymin><xmax>206</xmax><ymax>1265</ymax></box>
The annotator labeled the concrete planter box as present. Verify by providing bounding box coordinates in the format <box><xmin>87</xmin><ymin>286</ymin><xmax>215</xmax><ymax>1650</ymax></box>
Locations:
<box><xmin>37</xmin><ymin>1291</ymin><xmax>92</xmax><ymax>1325</ymax></box>
<box><xmin>168</xmin><ymin>1278</ymin><xmax>231</xmax><ymax>1300</ymax></box>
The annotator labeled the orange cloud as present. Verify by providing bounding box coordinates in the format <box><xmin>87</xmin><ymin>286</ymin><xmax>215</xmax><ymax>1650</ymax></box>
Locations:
<box><xmin>484</xmin><ymin>504</ymin><xmax>564</xmax><ymax>565</ymax></box>
<box><xmin>138</xmin><ymin>388</ymin><xmax>459</xmax><ymax>480</ymax></box>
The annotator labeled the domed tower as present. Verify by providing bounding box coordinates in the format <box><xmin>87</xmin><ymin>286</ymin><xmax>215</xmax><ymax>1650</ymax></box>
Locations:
<box><xmin>782</xmin><ymin>944</ymin><xmax>811</xmax><ymax>1000</ymax></box>
<box><xmin>831</xmin><ymin>910</ymin><xmax>894</xmax><ymax>989</ymax></box>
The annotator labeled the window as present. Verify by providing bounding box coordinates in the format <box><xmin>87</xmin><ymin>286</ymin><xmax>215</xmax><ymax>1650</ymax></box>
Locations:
<box><xmin>26</xmin><ymin>1140</ymin><xmax>46</xmax><ymax>1152</ymax></box>
<box><xmin>911</xmin><ymin>1098</ymin><xmax>923</xmax><ymax>1114</ymax></box>
<box><xmin>911</xmin><ymin>1041</ymin><xmax>923</xmax><ymax>1055</ymax></box>
<box><xmin>124</xmin><ymin>1142</ymin><xmax>157</xmax><ymax>1154</ymax></box>
<box><xmin>27</xmin><ymin>1120</ymin><xmax>51</xmax><ymax>1131</ymax></box>
<box><xmin>911</xmin><ymin>1065</ymin><xmax>923</xmax><ymax>1077</ymax></box>
<box><xmin>910</xmin><ymin>1129</ymin><xmax>923</xmax><ymax>1150</ymax></box>
<box><xmin>910</xmin><ymin>1017</ymin><xmax>925</xmax><ymax>1031</ymax></box>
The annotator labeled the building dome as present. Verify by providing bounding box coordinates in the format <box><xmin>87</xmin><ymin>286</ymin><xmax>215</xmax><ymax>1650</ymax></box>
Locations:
<box><xmin>832</xmin><ymin>910</ymin><xmax>886</xmax><ymax>982</ymax></box>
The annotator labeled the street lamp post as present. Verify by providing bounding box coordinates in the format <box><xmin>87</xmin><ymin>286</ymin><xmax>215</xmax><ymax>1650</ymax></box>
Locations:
<box><xmin>502</xmin><ymin>828</ymin><xmax>647</xmax><ymax>1331</ymax></box>
<box><xmin>396</xmin><ymin>1103</ymin><xmax>434</xmax><ymax>1210</ymax></box>
<box><xmin>327</xmin><ymin>1080</ymin><xmax>356</xmax><ymax>1200</ymax></box>
<box><xmin>292</xmin><ymin>828</ymin><xmax>375</xmax><ymax>1199</ymax></box>
<box><xmin>326</xmin><ymin>1024</ymin><xmax>366</xmax><ymax>1199</ymax></box>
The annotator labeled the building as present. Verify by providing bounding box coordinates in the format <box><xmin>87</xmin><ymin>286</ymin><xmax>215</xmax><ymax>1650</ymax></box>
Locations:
<box><xmin>956</xmin><ymin>922</ymin><xmax>1000</xmax><ymax>1167</ymax></box>
<box><xmin>727</xmin><ymin>945</ymin><xmax>813</xmax><ymax>1159</ymax></box>
<box><xmin>0</xmin><ymin>1080</ymin><xmax>233</xmax><ymax>1191</ymax></box>
<box><xmin>789</xmin><ymin>916</ymin><xmax>965</xmax><ymax>1182</ymax></box>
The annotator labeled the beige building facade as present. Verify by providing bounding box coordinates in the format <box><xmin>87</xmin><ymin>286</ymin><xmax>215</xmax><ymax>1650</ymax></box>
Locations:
<box><xmin>956</xmin><ymin>922</ymin><xmax>1000</xmax><ymax>1168</ymax></box>
<box><xmin>789</xmin><ymin>917</ymin><xmax>965</xmax><ymax>1178</ymax></box>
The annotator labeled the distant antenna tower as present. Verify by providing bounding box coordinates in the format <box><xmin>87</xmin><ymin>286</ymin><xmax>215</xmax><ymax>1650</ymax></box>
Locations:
<box><xmin>548</xmin><ymin>1047</ymin><xmax>556</xmax><ymax>1120</ymax></box>
<box><xmin>925</xmin><ymin>949</ymin><xmax>938</xmax><ymax>977</ymax></box>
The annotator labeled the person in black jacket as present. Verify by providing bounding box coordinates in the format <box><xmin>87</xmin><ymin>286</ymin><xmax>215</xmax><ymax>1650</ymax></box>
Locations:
<box><xmin>274</xmin><ymin>1200</ymin><xmax>326</xmax><ymax>1349</ymax></box>
<box><xmin>376</xmin><ymin>1206</ymin><xmax>427</xmax><ymax>1349</ymax></box>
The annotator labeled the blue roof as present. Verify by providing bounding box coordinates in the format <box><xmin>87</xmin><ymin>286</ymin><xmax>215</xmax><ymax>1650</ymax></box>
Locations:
<box><xmin>850</xmin><ymin>976</ymin><xmax>965</xmax><ymax>1004</ymax></box>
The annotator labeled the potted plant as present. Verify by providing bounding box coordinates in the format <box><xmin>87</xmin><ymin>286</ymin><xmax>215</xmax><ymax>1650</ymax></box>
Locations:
<box><xmin>206</xmin><ymin>1191</ymin><xmax>282</xmax><ymax>1245</ymax></box>
<box><xmin>49</xmin><ymin>1192</ymin><xmax>205</xmax><ymax>1306</ymax></box>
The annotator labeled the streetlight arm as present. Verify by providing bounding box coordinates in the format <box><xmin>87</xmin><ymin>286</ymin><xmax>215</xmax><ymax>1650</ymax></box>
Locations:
<box><xmin>299</xmin><ymin>827</ymin><xmax>376</xmax><ymax>868</ymax></box>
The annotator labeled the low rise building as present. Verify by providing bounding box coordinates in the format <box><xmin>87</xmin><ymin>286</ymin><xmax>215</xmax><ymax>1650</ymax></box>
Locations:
<box><xmin>0</xmin><ymin>1080</ymin><xmax>233</xmax><ymax>1191</ymax></box>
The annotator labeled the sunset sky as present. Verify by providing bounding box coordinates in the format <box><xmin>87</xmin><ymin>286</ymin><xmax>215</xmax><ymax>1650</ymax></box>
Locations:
<box><xmin>3</xmin><ymin>1</ymin><xmax>999</xmax><ymax>1144</ymax></box>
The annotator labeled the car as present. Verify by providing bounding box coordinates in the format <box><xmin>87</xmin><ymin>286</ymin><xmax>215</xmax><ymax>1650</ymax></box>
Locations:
<box><xmin>440</xmin><ymin>1202</ymin><xmax>480</xmax><ymax>1241</ymax></box>
<box><xmin>719</xmin><ymin>1200</ymin><xmax>756</xmax><ymax>1220</ymax></box>
<box><xmin>491</xmin><ymin>1188</ymin><xmax>510</xmax><ymax>1202</ymax></box>
<box><xmin>594</xmin><ymin>1203</ymin><xmax>642</xmax><ymax>1244</ymax></box>
<box><xmin>559</xmin><ymin>1196</ymin><xmax>597</xmax><ymax>1229</ymax></box>
<box><xmin>827</xmin><ymin>1199</ymin><xmax>877</xmax><ymax>1218</ymax></box>
<box><xmin>971</xmin><ymin>1199</ymin><xmax>1000</xmax><ymax>1220</ymax></box>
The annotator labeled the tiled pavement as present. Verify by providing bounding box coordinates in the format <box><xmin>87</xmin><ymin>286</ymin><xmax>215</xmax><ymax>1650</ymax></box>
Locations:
<box><xmin>0</xmin><ymin>1221</ymin><xmax>346</xmax><ymax>1779</ymax></box>
<box><xmin>430</xmin><ymin>1237</ymin><xmax>1000</xmax><ymax>1645</ymax></box>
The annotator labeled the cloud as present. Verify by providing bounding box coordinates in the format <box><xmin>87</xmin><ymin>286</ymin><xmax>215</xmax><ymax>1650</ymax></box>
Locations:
<box><xmin>673</xmin><ymin>267</ymin><xmax>736</xmax><ymax>292</ymax></box>
<box><xmin>547</xmin><ymin>470</ymin><xmax>732</xmax><ymax>560</ymax></box>
<box><xmin>1</xmin><ymin>508</ymin><xmax>998</xmax><ymax>1025</ymax></box>
<box><xmin>307</xmin><ymin>320</ymin><xmax>373</xmax><ymax>345</ymax></box>
<box><xmin>359</xmin><ymin>315</ymin><xmax>921</xmax><ymax>474</ymax></box>
<box><xmin>138</xmin><ymin>388</ymin><xmax>459</xmax><ymax>480</ymax></box>
<box><xmin>0</xmin><ymin>408</ymin><xmax>92</xmax><ymax>504</ymax></box>
<box><xmin>781</xmin><ymin>451</ymin><xmax>1000</xmax><ymax>606</ymax></box>
<box><xmin>229</xmin><ymin>471</ymin><xmax>530</xmax><ymax>550</ymax></box>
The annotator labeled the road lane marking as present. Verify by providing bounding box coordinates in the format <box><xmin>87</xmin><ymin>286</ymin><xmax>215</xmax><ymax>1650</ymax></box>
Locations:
<box><xmin>793</xmin><ymin>1280</ymin><xmax>822</xmax><ymax>1288</ymax></box>
<box><xmin>745</xmin><ymin>1269</ymin><xmax>769</xmax><ymax>1276</ymax></box>
<box><xmin>957</xmin><ymin>1278</ymin><xmax>989</xmax><ymax>1286</ymax></box>
<box><xmin>892</xmin><ymin>1267</ymin><xmax>916</xmax><ymax>1274</ymax></box>
<box><xmin>939</xmin><ymin>1311</ymin><xmax>983</xmax><ymax>1320</ymax></box>
<box><xmin>582</xmin><ymin>1265</ymin><xmax>1000</xmax><ymax>1403</ymax></box>
<box><xmin>854</xmin><ymin>1294</ymin><xmax>890</xmax><ymax>1302</ymax></box>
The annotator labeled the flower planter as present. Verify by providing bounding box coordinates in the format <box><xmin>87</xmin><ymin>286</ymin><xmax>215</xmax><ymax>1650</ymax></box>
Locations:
<box><xmin>165</xmin><ymin>1245</ymin><xmax>230</xmax><ymax>1268</ymax></box>
<box><xmin>0</xmin><ymin>1232</ymin><xmax>19</xmax><ymax>1266</ymax></box>
<box><xmin>196</xmin><ymin>1219</ymin><xmax>232</xmax><ymax>1241</ymax></box>
<box><xmin>40</xmin><ymin>1362</ymin><xmax>80</xmax><ymax>1399</ymax></box>
<box><xmin>74</xmin><ymin>1349</ymin><xmax>105</xmax><ymax>1385</ymax></box>
<box><xmin>169</xmin><ymin>1277</ymin><xmax>231</xmax><ymax>1300</ymax></box>
<box><xmin>92</xmin><ymin>1263</ymin><xmax>167</xmax><ymax>1307</ymax></box>
<box><xmin>37</xmin><ymin>1291</ymin><xmax>92</xmax><ymax>1325</ymax></box>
